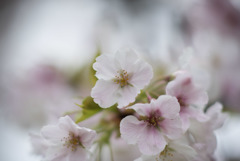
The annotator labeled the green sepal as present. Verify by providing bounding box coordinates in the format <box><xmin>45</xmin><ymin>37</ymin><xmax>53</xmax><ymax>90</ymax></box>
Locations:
<box><xmin>75</xmin><ymin>96</ymin><xmax>103</xmax><ymax>123</ymax></box>
<box><xmin>134</xmin><ymin>90</ymin><xmax>149</xmax><ymax>103</ymax></box>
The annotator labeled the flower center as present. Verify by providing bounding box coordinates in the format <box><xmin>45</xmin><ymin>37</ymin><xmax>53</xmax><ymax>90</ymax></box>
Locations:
<box><xmin>141</xmin><ymin>114</ymin><xmax>164</xmax><ymax>127</ymax></box>
<box><xmin>159</xmin><ymin>146</ymin><xmax>174</xmax><ymax>161</ymax></box>
<box><xmin>114</xmin><ymin>70</ymin><xmax>129</xmax><ymax>87</ymax></box>
<box><xmin>148</xmin><ymin>115</ymin><xmax>164</xmax><ymax>127</ymax></box>
<box><xmin>62</xmin><ymin>132</ymin><xmax>83</xmax><ymax>151</ymax></box>
<box><xmin>177</xmin><ymin>96</ymin><xmax>187</xmax><ymax>107</ymax></box>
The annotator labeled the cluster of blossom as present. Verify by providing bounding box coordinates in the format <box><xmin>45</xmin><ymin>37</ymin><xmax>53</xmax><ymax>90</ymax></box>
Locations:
<box><xmin>31</xmin><ymin>49</ymin><xmax>227</xmax><ymax>161</ymax></box>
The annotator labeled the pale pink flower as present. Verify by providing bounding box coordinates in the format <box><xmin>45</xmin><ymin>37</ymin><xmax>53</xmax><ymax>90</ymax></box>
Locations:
<box><xmin>166</xmin><ymin>71</ymin><xmax>209</xmax><ymax>131</ymax></box>
<box><xmin>91</xmin><ymin>49</ymin><xmax>153</xmax><ymax>108</ymax></box>
<box><xmin>29</xmin><ymin>132</ymin><xmax>49</xmax><ymax>156</ymax></box>
<box><xmin>120</xmin><ymin>95</ymin><xmax>182</xmax><ymax>155</ymax></box>
<box><xmin>135</xmin><ymin>139</ymin><xmax>197</xmax><ymax>161</ymax></box>
<box><xmin>189</xmin><ymin>102</ymin><xmax>227</xmax><ymax>160</ymax></box>
<box><xmin>32</xmin><ymin>115</ymin><xmax>97</xmax><ymax>161</ymax></box>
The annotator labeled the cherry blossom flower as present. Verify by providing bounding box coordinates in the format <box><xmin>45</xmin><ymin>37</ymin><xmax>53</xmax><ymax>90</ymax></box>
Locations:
<box><xmin>32</xmin><ymin>115</ymin><xmax>97</xmax><ymax>161</ymax></box>
<box><xmin>166</xmin><ymin>71</ymin><xmax>209</xmax><ymax>131</ymax></box>
<box><xmin>91</xmin><ymin>49</ymin><xmax>153</xmax><ymax>108</ymax></box>
<box><xmin>135</xmin><ymin>139</ymin><xmax>197</xmax><ymax>161</ymax></box>
<box><xmin>120</xmin><ymin>95</ymin><xmax>182</xmax><ymax>155</ymax></box>
<box><xmin>29</xmin><ymin>132</ymin><xmax>49</xmax><ymax>156</ymax></box>
<box><xmin>189</xmin><ymin>102</ymin><xmax>227</xmax><ymax>161</ymax></box>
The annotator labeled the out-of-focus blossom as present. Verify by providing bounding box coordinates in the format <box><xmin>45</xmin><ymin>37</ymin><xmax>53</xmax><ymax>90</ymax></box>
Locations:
<box><xmin>166</xmin><ymin>71</ymin><xmax>208</xmax><ymax>131</ymax></box>
<box><xmin>187</xmin><ymin>0</ymin><xmax>240</xmax><ymax>38</ymax></box>
<box><xmin>189</xmin><ymin>102</ymin><xmax>227</xmax><ymax>160</ymax></box>
<box><xmin>91</xmin><ymin>49</ymin><xmax>153</xmax><ymax>108</ymax></box>
<box><xmin>135</xmin><ymin>139</ymin><xmax>197</xmax><ymax>161</ymax></box>
<box><xmin>1</xmin><ymin>64</ymin><xmax>82</xmax><ymax>127</ymax></box>
<box><xmin>31</xmin><ymin>115</ymin><xmax>97</xmax><ymax>161</ymax></box>
<box><xmin>120</xmin><ymin>95</ymin><xmax>182</xmax><ymax>155</ymax></box>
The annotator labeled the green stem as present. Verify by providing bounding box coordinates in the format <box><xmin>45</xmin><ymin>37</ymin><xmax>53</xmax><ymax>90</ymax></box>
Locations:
<box><xmin>98</xmin><ymin>145</ymin><xmax>102</xmax><ymax>161</ymax></box>
<box><xmin>109</xmin><ymin>143</ymin><xmax>114</xmax><ymax>161</ymax></box>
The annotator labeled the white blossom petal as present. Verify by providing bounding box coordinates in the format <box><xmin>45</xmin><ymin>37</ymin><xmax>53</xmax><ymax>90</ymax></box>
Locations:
<box><xmin>117</xmin><ymin>86</ymin><xmax>140</xmax><ymax>108</ymax></box>
<box><xmin>169</xmin><ymin>140</ymin><xmax>197</xmax><ymax>161</ymax></box>
<box><xmin>29</xmin><ymin>132</ymin><xmax>49</xmax><ymax>155</ymax></box>
<box><xmin>91</xmin><ymin>80</ymin><xmax>119</xmax><ymax>108</ymax></box>
<box><xmin>68</xmin><ymin>148</ymin><xmax>88</xmax><ymax>161</ymax></box>
<box><xmin>206</xmin><ymin>102</ymin><xmax>228</xmax><ymax>129</ymax></box>
<box><xmin>180</xmin><ymin>107</ymin><xmax>209</xmax><ymax>131</ymax></box>
<box><xmin>58</xmin><ymin>115</ymin><xmax>79</xmax><ymax>134</ymax></box>
<box><xmin>41</xmin><ymin>125</ymin><xmax>67</xmax><ymax>144</ymax></box>
<box><xmin>45</xmin><ymin>145</ymin><xmax>68</xmax><ymax>161</ymax></box>
<box><xmin>93</xmin><ymin>54</ymin><xmax>120</xmax><ymax>80</ymax></box>
<box><xmin>115</xmin><ymin>49</ymin><xmax>139</xmax><ymax>72</ymax></box>
<box><xmin>76</xmin><ymin>128</ymin><xmax>97</xmax><ymax>148</ymax></box>
<box><xmin>129</xmin><ymin>60</ymin><xmax>153</xmax><ymax>89</ymax></box>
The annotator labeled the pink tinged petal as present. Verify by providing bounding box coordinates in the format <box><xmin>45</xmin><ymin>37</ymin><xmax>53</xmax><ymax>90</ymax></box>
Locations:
<box><xmin>129</xmin><ymin>103</ymin><xmax>153</xmax><ymax>116</ymax></box>
<box><xmin>165</xmin><ymin>72</ymin><xmax>192</xmax><ymax>98</ymax></box>
<box><xmin>138</xmin><ymin>126</ymin><xmax>167</xmax><ymax>155</ymax></box>
<box><xmin>120</xmin><ymin>116</ymin><xmax>147</xmax><ymax>144</ymax></box>
<box><xmin>185</xmin><ymin>88</ymin><xmax>208</xmax><ymax>106</ymax></box>
<box><xmin>91</xmin><ymin>79</ymin><xmax>119</xmax><ymax>108</ymax></box>
<box><xmin>152</xmin><ymin>95</ymin><xmax>180</xmax><ymax>119</ymax></box>
<box><xmin>68</xmin><ymin>148</ymin><xmax>88</xmax><ymax>161</ymax></box>
<box><xmin>117</xmin><ymin>86</ymin><xmax>140</xmax><ymax>108</ymax></box>
<box><xmin>185</xmin><ymin>107</ymin><xmax>209</xmax><ymax>122</ymax></box>
<box><xmin>166</xmin><ymin>71</ymin><xmax>208</xmax><ymax>107</ymax></box>
<box><xmin>160</xmin><ymin>118</ymin><xmax>183</xmax><ymax>139</ymax></box>
<box><xmin>93</xmin><ymin>54</ymin><xmax>120</xmax><ymax>80</ymax></box>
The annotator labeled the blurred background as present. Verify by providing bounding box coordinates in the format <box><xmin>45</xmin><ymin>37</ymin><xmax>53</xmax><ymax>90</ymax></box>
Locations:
<box><xmin>0</xmin><ymin>0</ymin><xmax>240</xmax><ymax>161</ymax></box>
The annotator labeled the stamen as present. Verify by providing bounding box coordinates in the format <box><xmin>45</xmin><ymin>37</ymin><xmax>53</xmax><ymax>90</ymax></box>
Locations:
<box><xmin>143</xmin><ymin>113</ymin><xmax>164</xmax><ymax>127</ymax></box>
<box><xmin>114</xmin><ymin>70</ymin><xmax>129</xmax><ymax>87</ymax></box>
<box><xmin>177</xmin><ymin>96</ymin><xmax>187</xmax><ymax>107</ymax></box>
<box><xmin>159</xmin><ymin>146</ymin><xmax>174</xmax><ymax>161</ymax></box>
<box><xmin>61</xmin><ymin>132</ymin><xmax>83</xmax><ymax>151</ymax></box>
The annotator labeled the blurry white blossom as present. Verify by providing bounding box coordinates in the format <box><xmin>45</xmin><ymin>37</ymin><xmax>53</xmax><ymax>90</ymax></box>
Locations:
<box><xmin>91</xmin><ymin>49</ymin><xmax>153</xmax><ymax>108</ymax></box>
<box><xmin>31</xmin><ymin>116</ymin><xmax>97</xmax><ymax>161</ymax></box>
